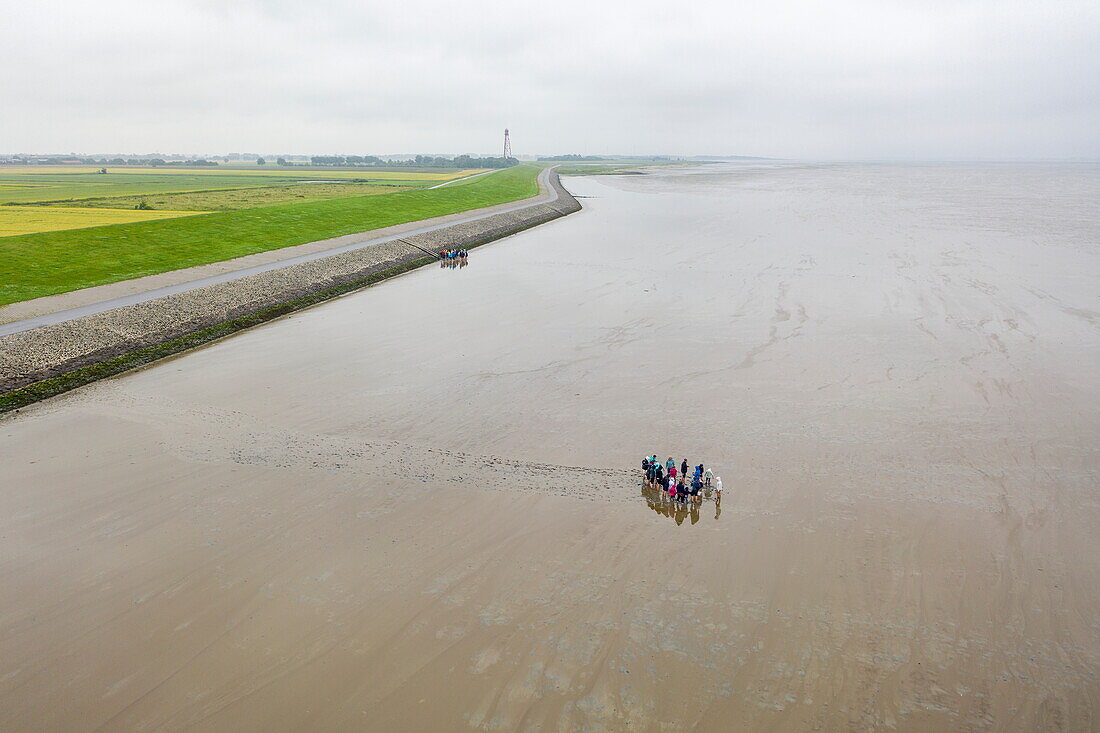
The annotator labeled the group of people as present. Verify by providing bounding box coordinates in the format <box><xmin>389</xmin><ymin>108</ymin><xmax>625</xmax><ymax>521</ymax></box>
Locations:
<box><xmin>440</xmin><ymin>249</ymin><xmax>469</xmax><ymax>269</ymax></box>
<box><xmin>641</xmin><ymin>455</ymin><xmax>722</xmax><ymax>503</ymax></box>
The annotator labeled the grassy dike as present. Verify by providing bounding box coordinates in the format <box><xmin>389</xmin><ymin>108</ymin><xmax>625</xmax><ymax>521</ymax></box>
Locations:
<box><xmin>0</xmin><ymin>165</ymin><xmax>539</xmax><ymax>306</ymax></box>
<box><xmin>0</xmin><ymin>169</ymin><xmax>578</xmax><ymax>413</ymax></box>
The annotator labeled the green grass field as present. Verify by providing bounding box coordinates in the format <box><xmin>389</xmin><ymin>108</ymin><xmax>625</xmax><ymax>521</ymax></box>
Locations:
<box><xmin>0</xmin><ymin>172</ymin><xmax>286</xmax><ymax>204</ymax></box>
<box><xmin>0</xmin><ymin>165</ymin><xmax>539</xmax><ymax>306</ymax></box>
<box><xmin>61</xmin><ymin>182</ymin><xmax>406</xmax><ymax>211</ymax></box>
<box><xmin>0</xmin><ymin>167</ymin><xmax>480</xmax><ymax>206</ymax></box>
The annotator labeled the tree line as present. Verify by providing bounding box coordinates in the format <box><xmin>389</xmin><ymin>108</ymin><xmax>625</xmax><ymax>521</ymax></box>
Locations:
<box><xmin>537</xmin><ymin>154</ymin><xmax>606</xmax><ymax>161</ymax></box>
<box><xmin>293</xmin><ymin>155</ymin><xmax>518</xmax><ymax>169</ymax></box>
<box><xmin>1</xmin><ymin>154</ymin><xmax>521</xmax><ymax>170</ymax></box>
<box><xmin>0</xmin><ymin>155</ymin><xmax>218</xmax><ymax>166</ymax></box>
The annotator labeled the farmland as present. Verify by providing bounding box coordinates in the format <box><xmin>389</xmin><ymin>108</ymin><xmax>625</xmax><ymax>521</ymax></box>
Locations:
<box><xmin>0</xmin><ymin>206</ymin><xmax>206</xmax><ymax>237</ymax></box>
<box><xmin>62</xmin><ymin>182</ymin><xmax>403</xmax><ymax>211</ymax></box>
<box><xmin>0</xmin><ymin>166</ymin><xmax>484</xmax><ymax>231</ymax></box>
<box><xmin>0</xmin><ymin>164</ymin><xmax>540</xmax><ymax>306</ymax></box>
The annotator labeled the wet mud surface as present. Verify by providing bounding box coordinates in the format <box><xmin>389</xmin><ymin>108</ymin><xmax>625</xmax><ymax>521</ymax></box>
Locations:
<box><xmin>1</xmin><ymin>163</ymin><xmax>1098</xmax><ymax>730</ymax></box>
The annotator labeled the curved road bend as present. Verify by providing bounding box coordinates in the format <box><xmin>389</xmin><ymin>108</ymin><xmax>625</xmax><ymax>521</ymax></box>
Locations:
<box><xmin>0</xmin><ymin>167</ymin><xmax>560</xmax><ymax>338</ymax></box>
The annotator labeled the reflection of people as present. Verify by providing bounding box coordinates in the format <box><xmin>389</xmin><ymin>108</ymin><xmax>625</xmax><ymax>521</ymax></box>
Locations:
<box><xmin>642</xmin><ymin>483</ymin><xmax>718</xmax><ymax>524</ymax></box>
<box><xmin>642</xmin><ymin>484</ymin><xmax>674</xmax><ymax>519</ymax></box>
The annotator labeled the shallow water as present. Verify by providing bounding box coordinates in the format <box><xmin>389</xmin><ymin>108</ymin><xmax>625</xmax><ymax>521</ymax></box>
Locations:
<box><xmin>2</xmin><ymin>162</ymin><xmax>1098</xmax><ymax>730</ymax></box>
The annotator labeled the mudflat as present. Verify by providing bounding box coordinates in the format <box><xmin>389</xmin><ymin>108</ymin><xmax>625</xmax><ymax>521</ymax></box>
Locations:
<box><xmin>1</xmin><ymin>163</ymin><xmax>1098</xmax><ymax>730</ymax></box>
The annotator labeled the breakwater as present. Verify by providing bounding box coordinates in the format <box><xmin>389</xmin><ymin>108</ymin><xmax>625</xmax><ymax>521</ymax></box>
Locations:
<box><xmin>0</xmin><ymin>170</ymin><xmax>580</xmax><ymax>408</ymax></box>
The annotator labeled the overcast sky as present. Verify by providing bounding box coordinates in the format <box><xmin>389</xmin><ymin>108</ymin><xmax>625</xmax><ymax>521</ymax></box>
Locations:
<box><xmin>3</xmin><ymin>0</ymin><xmax>1098</xmax><ymax>159</ymax></box>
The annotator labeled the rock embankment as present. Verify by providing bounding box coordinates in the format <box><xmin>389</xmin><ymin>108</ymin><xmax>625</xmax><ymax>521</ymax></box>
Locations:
<box><xmin>0</xmin><ymin>171</ymin><xmax>580</xmax><ymax>404</ymax></box>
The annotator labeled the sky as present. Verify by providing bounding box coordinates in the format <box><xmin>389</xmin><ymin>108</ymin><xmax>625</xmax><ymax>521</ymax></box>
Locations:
<box><xmin>3</xmin><ymin>0</ymin><xmax>1098</xmax><ymax>160</ymax></box>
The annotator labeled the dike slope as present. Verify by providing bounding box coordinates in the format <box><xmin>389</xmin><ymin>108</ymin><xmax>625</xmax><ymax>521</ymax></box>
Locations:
<box><xmin>0</xmin><ymin>170</ymin><xmax>580</xmax><ymax>409</ymax></box>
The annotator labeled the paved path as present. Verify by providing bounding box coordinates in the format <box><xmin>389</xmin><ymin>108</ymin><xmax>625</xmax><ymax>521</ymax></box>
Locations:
<box><xmin>0</xmin><ymin>167</ymin><xmax>557</xmax><ymax>337</ymax></box>
<box><xmin>426</xmin><ymin>170</ymin><xmax>494</xmax><ymax>189</ymax></box>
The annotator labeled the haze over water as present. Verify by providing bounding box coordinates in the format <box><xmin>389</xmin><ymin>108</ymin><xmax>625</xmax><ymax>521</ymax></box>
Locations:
<box><xmin>2</xmin><ymin>163</ymin><xmax>1098</xmax><ymax>729</ymax></box>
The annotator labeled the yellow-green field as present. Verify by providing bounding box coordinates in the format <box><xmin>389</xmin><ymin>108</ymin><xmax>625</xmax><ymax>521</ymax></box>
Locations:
<box><xmin>1</xmin><ymin>164</ymin><xmax>540</xmax><ymax>306</ymax></box>
<box><xmin>0</xmin><ymin>206</ymin><xmax>207</xmax><ymax>237</ymax></box>
<box><xmin>63</xmin><ymin>183</ymin><xmax>406</xmax><ymax>212</ymax></box>
<box><xmin>0</xmin><ymin>166</ymin><xmax>485</xmax><ymax>235</ymax></box>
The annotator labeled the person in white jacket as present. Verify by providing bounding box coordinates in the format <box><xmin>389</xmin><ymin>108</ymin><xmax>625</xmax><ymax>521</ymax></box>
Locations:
<box><xmin>715</xmin><ymin>476</ymin><xmax>723</xmax><ymax>501</ymax></box>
